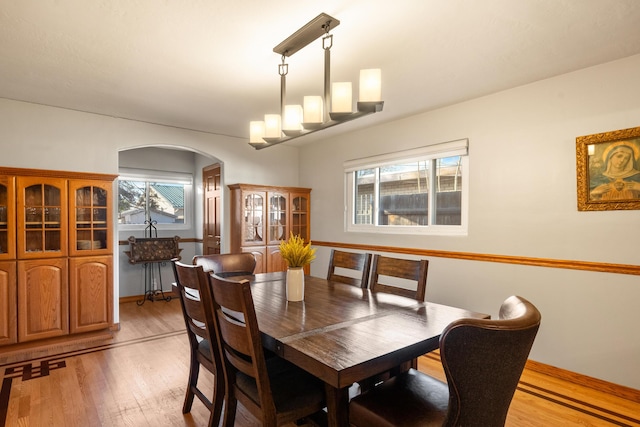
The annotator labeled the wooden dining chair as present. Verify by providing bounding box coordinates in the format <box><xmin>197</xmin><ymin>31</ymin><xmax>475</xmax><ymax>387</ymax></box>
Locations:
<box><xmin>326</xmin><ymin>249</ymin><xmax>372</xmax><ymax>288</ymax></box>
<box><xmin>192</xmin><ymin>252</ymin><xmax>256</xmax><ymax>278</ymax></box>
<box><xmin>369</xmin><ymin>255</ymin><xmax>429</xmax><ymax>301</ymax></box>
<box><xmin>208</xmin><ymin>274</ymin><xmax>326</xmax><ymax>427</ymax></box>
<box><xmin>171</xmin><ymin>260</ymin><xmax>224</xmax><ymax>427</ymax></box>
<box><xmin>349</xmin><ymin>295</ymin><xmax>542</xmax><ymax>427</ymax></box>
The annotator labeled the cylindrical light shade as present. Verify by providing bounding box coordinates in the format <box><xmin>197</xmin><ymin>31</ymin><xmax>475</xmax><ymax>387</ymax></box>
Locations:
<box><xmin>303</xmin><ymin>96</ymin><xmax>323</xmax><ymax>123</ymax></box>
<box><xmin>331</xmin><ymin>82</ymin><xmax>352</xmax><ymax>113</ymax></box>
<box><xmin>249</xmin><ymin>121</ymin><xmax>266</xmax><ymax>143</ymax></box>
<box><xmin>359</xmin><ymin>69</ymin><xmax>382</xmax><ymax>102</ymax></box>
<box><xmin>264</xmin><ymin>114</ymin><xmax>282</xmax><ymax>138</ymax></box>
<box><xmin>283</xmin><ymin>105</ymin><xmax>303</xmax><ymax>131</ymax></box>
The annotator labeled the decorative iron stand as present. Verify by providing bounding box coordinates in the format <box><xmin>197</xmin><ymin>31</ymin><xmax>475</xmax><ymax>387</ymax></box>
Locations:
<box><xmin>124</xmin><ymin>217</ymin><xmax>182</xmax><ymax>306</ymax></box>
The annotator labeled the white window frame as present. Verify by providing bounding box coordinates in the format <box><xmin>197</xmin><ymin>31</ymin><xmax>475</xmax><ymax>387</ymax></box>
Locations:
<box><xmin>118</xmin><ymin>168</ymin><xmax>193</xmax><ymax>232</ymax></box>
<box><xmin>344</xmin><ymin>139</ymin><xmax>469</xmax><ymax>236</ymax></box>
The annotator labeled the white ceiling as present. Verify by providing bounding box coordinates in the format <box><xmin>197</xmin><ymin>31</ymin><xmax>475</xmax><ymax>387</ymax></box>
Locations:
<box><xmin>2</xmin><ymin>0</ymin><xmax>640</xmax><ymax>148</ymax></box>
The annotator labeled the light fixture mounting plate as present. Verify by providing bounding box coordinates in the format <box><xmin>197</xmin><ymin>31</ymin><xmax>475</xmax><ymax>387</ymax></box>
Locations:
<box><xmin>273</xmin><ymin>13</ymin><xmax>340</xmax><ymax>57</ymax></box>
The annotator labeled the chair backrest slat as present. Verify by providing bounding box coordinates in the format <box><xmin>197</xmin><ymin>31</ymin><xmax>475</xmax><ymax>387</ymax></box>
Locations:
<box><xmin>369</xmin><ymin>255</ymin><xmax>428</xmax><ymax>301</ymax></box>
<box><xmin>327</xmin><ymin>249</ymin><xmax>372</xmax><ymax>288</ymax></box>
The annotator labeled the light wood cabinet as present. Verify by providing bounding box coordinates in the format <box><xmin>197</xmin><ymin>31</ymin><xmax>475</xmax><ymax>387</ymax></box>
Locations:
<box><xmin>229</xmin><ymin>184</ymin><xmax>311</xmax><ymax>273</ymax></box>
<box><xmin>0</xmin><ymin>176</ymin><xmax>16</xmax><ymax>260</ymax></box>
<box><xmin>0</xmin><ymin>167</ymin><xmax>116</xmax><ymax>348</ymax></box>
<box><xmin>69</xmin><ymin>256</ymin><xmax>113</xmax><ymax>334</ymax></box>
<box><xmin>0</xmin><ymin>261</ymin><xmax>17</xmax><ymax>345</ymax></box>
<box><xmin>16</xmin><ymin>176</ymin><xmax>68</xmax><ymax>259</ymax></box>
<box><xmin>17</xmin><ymin>258</ymin><xmax>69</xmax><ymax>342</ymax></box>
<box><xmin>68</xmin><ymin>180</ymin><xmax>112</xmax><ymax>257</ymax></box>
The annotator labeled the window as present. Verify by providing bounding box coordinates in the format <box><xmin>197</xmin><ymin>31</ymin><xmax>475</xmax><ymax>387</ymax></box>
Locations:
<box><xmin>345</xmin><ymin>139</ymin><xmax>468</xmax><ymax>235</ymax></box>
<box><xmin>118</xmin><ymin>168</ymin><xmax>193</xmax><ymax>231</ymax></box>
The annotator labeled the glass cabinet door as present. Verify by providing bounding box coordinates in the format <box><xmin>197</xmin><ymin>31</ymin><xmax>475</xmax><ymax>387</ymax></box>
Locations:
<box><xmin>17</xmin><ymin>177</ymin><xmax>67</xmax><ymax>259</ymax></box>
<box><xmin>69</xmin><ymin>180</ymin><xmax>111</xmax><ymax>256</ymax></box>
<box><xmin>268</xmin><ymin>192</ymin><xmax>288</xmax><ymax>243</ymax></box>
<box><xmin>0</xmin><ymin>176</ymin><xmax>15</xmax><ymax>260</ymax></box>
<box><xmin>290</xmin><ymin>193</ymin><xmax>309</xmax><ymax>240</ymax></box>
<box><xmin>242</xmin><ymin>191</ymin><xmax>265</xmax><ymax>246</ymax></box>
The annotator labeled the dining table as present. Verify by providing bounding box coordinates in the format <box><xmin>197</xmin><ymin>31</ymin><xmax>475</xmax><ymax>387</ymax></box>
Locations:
<box><xmin>232</xmin><ymin>271</ymin><xmax>489</xmax><ymax>427</ymax></box>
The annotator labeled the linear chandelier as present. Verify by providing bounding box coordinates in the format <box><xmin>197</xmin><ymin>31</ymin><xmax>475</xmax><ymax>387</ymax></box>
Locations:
<box><xmin>249</xmin><ymin>13</ymin><xmax>384</xmax><ymax>149</ymax></box>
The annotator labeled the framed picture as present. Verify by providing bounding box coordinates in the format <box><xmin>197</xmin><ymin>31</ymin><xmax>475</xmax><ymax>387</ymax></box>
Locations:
<box><xmin>576</xmin><ymin>126</ymin><xmax>640</xmax><ymax>211</ymax></box>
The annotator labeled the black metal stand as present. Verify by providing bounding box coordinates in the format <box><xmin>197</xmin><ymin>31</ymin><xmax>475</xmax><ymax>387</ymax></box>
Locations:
<box><xmin>137</xmin><ymin>261</ymin><xmax>172</xmax><ymax>305</ymax></box>
<box><xmin>136</xmin><ymin>217</ymin><xmax>172</xmax><ymax>306</ymax></box>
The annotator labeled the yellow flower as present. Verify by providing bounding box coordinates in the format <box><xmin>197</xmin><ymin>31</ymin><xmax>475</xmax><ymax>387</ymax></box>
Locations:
<box><xmin>279</xmin><ymin>232</ymin><xmax>316</xmax><ymax>268</ymax></box>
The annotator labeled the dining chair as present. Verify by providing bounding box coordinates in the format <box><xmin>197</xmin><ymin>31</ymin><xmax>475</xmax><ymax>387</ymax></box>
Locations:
<box><xmin>192</xmin><ymin>252</ymin><xmax>256</xmax><ymax>278</ymax></box>
<box><xmin>171</xmin><ymin>260</ymin><xmax>224</xmax><ymax>427</ymax></box>
<box><xmin>326</xmin><ymin>249</ymin><xmax>372</xmax><ymax>288</ymax></box>
<box><xmin>349</xmin><ymin>295</ymin><xmax>542</xmax><ymax>427</ymax></box>
<box><xmin>208</xmin><ymin>274</ymin><xmax>326</xmax><ymax>427</ymax></box>
<box><xmin>369</xmin><ymin>255</ymin><xmax>429</xmax><ymax>301</ymax></box>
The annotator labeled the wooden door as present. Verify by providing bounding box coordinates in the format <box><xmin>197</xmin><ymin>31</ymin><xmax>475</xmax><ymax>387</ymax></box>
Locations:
<box><xmin>266</xmin><ymin>246</ymin><xmax>287</xmax><ymax>272</ymax></box>
<box><xmin>203</xmin><ymin>164</ymin><xmax>221</xmax><ymax>255</ymax></box>
<box><xmin>0</xmin><ymin>261</ymin><xmax>16</xmax><ymax>345</ymax></box>
<box><xmin>16</xmin><ymin>176</ymin><xmax>68</xmax><ymax>259</ymax></box>
<box><xmin>68</xmin><ymin>180</ymin><xmax>112</xmax><ymax>257</ymax></box>
<box><xmin>17</xmin><ymin>258</ymin><xmax>69</xmax><ymax>342</ymax></box>
<box><xmin>69</xmin><ymin>256</ymin><xmax>113</xmax><ymax>334</ymax></box>
<box><xmin>0</xmin><ymin>175</ymin><xmax>16</xmax><ymax>260</ymax></box>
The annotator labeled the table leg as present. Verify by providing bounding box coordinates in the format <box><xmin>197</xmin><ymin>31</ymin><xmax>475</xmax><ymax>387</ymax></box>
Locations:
<box><xmin>325</xmin><ymin>383</ymin><xmax>349</xmax><ymax>427</ymax></box>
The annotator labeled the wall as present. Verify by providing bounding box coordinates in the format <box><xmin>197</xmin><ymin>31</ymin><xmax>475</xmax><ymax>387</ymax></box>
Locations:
<box><xmin>300</xmin><ymin>54</ymin><xmax>640</xmax><ymax>389</ymax></box>
<box><xmin>0</xmin><ymin>99</ymin><xmax>301</xmax><ymax>318</ymax></box>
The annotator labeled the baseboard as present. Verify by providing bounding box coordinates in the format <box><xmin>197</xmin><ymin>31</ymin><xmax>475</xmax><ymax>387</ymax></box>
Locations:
<box><xmin>119</xmin><ymin>292</ymin><xmax>177</xmax><ymax>304</ymax></box>
<box><xmin>525</xmin><ymin>359</ymin><xmax>640</xmax><ymax>404</ymax></box>
<box><xmin>0</xmin><ymin>330</ymin><xmax>114</xmax><ymax>366</ymax></box>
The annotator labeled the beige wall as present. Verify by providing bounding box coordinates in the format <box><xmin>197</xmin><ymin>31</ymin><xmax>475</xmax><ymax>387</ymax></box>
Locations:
<box><xmin>300</xmin><ymin>54</ymin><xmax>640</xmax><ymax>389</ymax></box>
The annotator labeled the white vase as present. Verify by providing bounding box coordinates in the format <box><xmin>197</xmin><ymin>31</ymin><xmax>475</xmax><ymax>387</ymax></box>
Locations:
<box><xmin>286</xmin><ymin>267</ymin><xmax>305</xmax><ymax>301</ymax></box>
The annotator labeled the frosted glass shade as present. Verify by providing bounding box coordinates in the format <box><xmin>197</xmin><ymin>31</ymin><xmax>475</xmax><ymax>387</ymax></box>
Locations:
<box><xmin>283</xmin><ymin>105</ymin><xmax>303</xmax><ymax>131</ymax></box>
<box><xmin>264</xmin><ymin>114</ymin><xmax>282</xmax><ymax>138</ymax></box>
<box><xmin>249</xmin><ymin>121</ymin><xmax>266</xmax><ymax>143</ymax></box>
<box><xmin>303</xmin><ymin>96</ymin><xmax>323</xmax><ymax>123</ymax></box>
<box><xmin>359</xmin><ymin>69</ymin><xmax>382</xmax><ymax>102</ymax></box>
<box><xmin>331</xmin><ymin>82</ymin><xmax>352</xmax><ymax>113</ymax></box>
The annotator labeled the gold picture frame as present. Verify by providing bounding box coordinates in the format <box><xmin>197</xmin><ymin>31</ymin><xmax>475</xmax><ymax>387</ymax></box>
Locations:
<box><xmin>576</xmin><ymin>126</ymin><xmax>640</xmax><ymax>211</ymax></box>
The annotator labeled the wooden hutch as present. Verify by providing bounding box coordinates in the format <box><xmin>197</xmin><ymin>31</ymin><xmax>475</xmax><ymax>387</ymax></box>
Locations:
<box><xmin>0</xmin><ymin>167</ymin><xmax>116</xmax><ymax>351</ymax></box>
<box><xmin>228</xmin><ymin>184</ymin><xmax>311</xmax><ymax>274</ymax></box>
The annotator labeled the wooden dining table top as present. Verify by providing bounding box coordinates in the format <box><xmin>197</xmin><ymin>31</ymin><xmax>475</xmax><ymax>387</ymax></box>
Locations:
<box><xmin>236</xmin><ymin>271</ymin><xmax>489</xmax><ymax>426</ymax></box>
<box><xmin>245</xmin><ymin>272</ymin><xmax>488</xmax><ymax>387</ymax></box>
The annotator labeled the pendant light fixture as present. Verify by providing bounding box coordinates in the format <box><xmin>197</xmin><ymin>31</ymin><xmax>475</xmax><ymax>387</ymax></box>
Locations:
<box><xmin>249</xmin><ymin>13</ymin><xmax>384</xmax><ymax>149</ymax></box>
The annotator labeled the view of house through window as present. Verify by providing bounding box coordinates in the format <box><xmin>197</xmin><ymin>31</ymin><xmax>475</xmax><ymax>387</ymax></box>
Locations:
<box><xmin>346</xmin><ymin>140</ymin><xmax>468</xmax><ymax>234</ymax></box>
<box><xmin>118</xmin><ymin>170</ymin><xmax>192</xmax><ymax>228</ymax></box>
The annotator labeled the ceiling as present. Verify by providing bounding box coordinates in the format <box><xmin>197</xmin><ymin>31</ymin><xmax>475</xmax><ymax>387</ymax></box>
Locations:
<box><xmin>2</xmin><ymin>0</ymin><xmax>640</xmax><ymax>148</ymax></box>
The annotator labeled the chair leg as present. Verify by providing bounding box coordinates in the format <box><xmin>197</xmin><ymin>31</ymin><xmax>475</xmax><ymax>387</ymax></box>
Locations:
<box><xmin>183</xmin><ymin>356</ymin><xmax>200</xmax><ymax>413</ymax></box>
<box><xmin>209</xmin><ymin>371</ymin><xmax>225</xmax><ymax>427</ymax></box>
<box><xmin>222</xmin><ymin>395</ymin><xmax>238</xmax><ymax>427</ymax></box>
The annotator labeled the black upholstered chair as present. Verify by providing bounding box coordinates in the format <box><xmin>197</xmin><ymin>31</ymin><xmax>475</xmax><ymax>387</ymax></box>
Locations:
<box><xmin>171</xmin><ymin>260</ymin><xmax>224</xmax><ymax>427</ymax></box>
<box><xmin>209</xmin><ymin>274</ymin><xmax>326</xmax><ymax>426</ymax></box>
<box><xmin>192</xmin><ymin>252</ymin><xmax>256</xmax><ymax>278</ymax></box>
<box><xmin>369</xmin><ymin>255</ymin><xmax>429</xmax><ymax>301</ymax></box>
<box><xmin>349</xmin><ymin>295</ymin><xmax>541</xmax><ymax>427</ymax></box>
<box><xmin>326</xmin><ymin>249</ymin><xmax>372</xmax><ymax>288</ymax></box>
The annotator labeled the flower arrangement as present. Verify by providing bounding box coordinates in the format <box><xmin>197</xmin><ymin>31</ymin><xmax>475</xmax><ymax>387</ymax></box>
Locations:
<box><xmin>279</xmin><ymin>232</ymin><xmax>316</xmax><ymax>268</ymax></box>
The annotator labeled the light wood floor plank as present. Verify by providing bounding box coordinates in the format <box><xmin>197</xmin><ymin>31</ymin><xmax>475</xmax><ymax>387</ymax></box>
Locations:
<box><xmin>2</xmin><ymin>299</ymin><xmax>639</xmax><ymax>426</ymax></box>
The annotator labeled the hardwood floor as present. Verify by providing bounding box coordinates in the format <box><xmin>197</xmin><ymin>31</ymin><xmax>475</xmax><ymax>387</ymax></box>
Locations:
<box><xmin>2</xmin><ymin>299</ymin><xmax>639</xmax><ymax>426</ymax></box>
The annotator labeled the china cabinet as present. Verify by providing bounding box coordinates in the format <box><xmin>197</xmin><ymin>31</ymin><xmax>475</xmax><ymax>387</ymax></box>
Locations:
<box><xmin>0</xmin><ymin>260</ymin><xmax>16</xmax><ymax>345</ymax></box>
<box><xmin>0</xmin><ymin>167</ymin><xmax>116</xmax><ymax>348</ymax></box>
<box><xmin>229</xmin><ymin>184</ymin><xmax>311</xmax><ymax>274</ymax></box>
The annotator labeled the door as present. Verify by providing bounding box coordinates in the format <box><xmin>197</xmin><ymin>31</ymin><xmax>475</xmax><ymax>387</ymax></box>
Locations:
<box><xmin>69</xmin><ymin>256</ymin><xmax>113</xmax><ymax>334</ymax></box>
<box><xmin>17</xmin><ymin>258</ymin><xmax>69</xmax><ymax>342</ymax></box>
<box><xmin>203</xmin><ymin>163</ymin><xmax>221</xmax><ymax>255</ymax></box>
